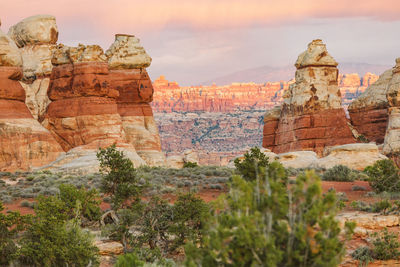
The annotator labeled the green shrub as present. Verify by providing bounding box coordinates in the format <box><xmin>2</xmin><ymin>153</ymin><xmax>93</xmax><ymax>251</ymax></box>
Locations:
<box><xmin>58</xmin><ymin>184</ymin><xmax>101</xmax><ymax>222</ymax></box>
<box><xmin>322</xmin><ymin>165</ymin><xmax>354</xmax><ymax>182</ymax></box>
<box><xmin>351</xmin><ymin>246</ymin><xmax>373</xmax><ymax>267</ymax></box>
<box><xmin>19</xmin><ymin>195</ymin><xmax>99</xmax><ymax>266</ymax></box>
<box><xmin>365</xmin><ymin>159</ymin><xmax>400</xmax><ymax>193</ymax></box>
<box><xmin>116</xmin><ymin>252</ymin><xmax>145</xmax><ymax>267</ymax></box>
<box><xmin>234</xmin><ymin>147</ymin><xmax>269</xmax><ymax>181</ymax></box>
<box><xmin>351</xmin><ymin>200</ymin><xmax>393</xmax><ymax>214</ymax></box>
<box><xmin>185</xmin><ymin>167</ymin><xmax>354</xmax><ymax>266</ymax></box>
<box><xmin>183</xmin><ymin>162</ymin><xmax>198</xmax><ymax>168</ymax></box>
<box><xmin>0</xmin><ymin>202</ymin><xmax>29</xmax><ymax>265</ymax></box>
<box><xmin>371</xmin><ymin>228</ymin><xmax>400</xmax><ymax>260</ymax></box>
<box><xmin>97</xmin><ymin>144</ymin><xmax>144</xmax><ymax>209</ymax></box>
<box><xmin>352</xmin><ymin>185</ymin><xmax>366</xmax><ymax>191</ymax></box>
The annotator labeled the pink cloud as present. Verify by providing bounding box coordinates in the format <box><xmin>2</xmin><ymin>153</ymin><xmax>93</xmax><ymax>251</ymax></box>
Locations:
<box><xmin>2</xmin><ymin>0</ymin><xmax>400</xmax><ymax>32</ymax></box>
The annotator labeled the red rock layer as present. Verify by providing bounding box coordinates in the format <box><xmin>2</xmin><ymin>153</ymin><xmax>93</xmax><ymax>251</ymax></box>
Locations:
<box><xmin>0</xmin><ymin>66</ymin><xmax>64</xmax><ymax>171</ymax></box>
<box><xmin>349</xmin><ymin>108</ymin><xmax>388</xmax><ymax>144</ymax></box>
<box><xmin>109</xmin><ymin>68</ymin><xmax>163</xmax><ymax>154</ymax></box>
<box><xmin>44</xmin><ymin>62</ymin><xmax>124</xmax><ymax>151</ymax></box>
<box><xmin>270</xmin><ymin>109</ymin><xmax>354</xmax><ymax>156</ymax></box>
<box><xmin>262</xmin><ymin>116</ymin><xmax>279</xmax><ymax>149</ymax></box>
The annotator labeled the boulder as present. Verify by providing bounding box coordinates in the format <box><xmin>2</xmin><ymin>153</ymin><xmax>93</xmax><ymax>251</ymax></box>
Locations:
<box><xmin>7</xmin><ymin>15</ymin><xmax>58</xmax><ymax>48</ymax></box>
<box><xmin>337</xmin><ymin>212</ymin><xmax>400</xmax><ymax>230</ymax></box>
<box><xmin>277</xmin><ymin>151</ymin><xmax>318</xmax><ymax>169</ymax></box>
<box><xmin>39</xmin><ymin>143</ymin><xmax>145</xmax><ymax>174</ymax></box>
<box><xmin>106</xmin><ymin>34</ymin><xmax>151</xmax><ymax>69</ymax></box>
<box><xmin>0</xmin><ymin>29</ymin><xmax>22</xmax><ymax>67</ymax></box>
<box><xmin>317</xmin><ymin>143</ymin><xmax>387</xmax><ymax>170</ymax></box>
<box><xmin>94</xmin><ymin>241</ymin><xmax>124</xmax><ymax>256</ymax></box>
<box><xmin>263</xmin><ymin>39</ymin><xmax>355</xmax><ymax>155</ymax></box>
<box><xmin>348</xmin><ymin>69</ymin><xmax>392</xmax><ymax>144</ymax></box>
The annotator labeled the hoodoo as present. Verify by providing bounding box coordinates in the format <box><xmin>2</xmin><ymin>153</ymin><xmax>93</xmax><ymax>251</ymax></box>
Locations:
<box><xmin>263</xmin><ymin>39</ymin><xmax>355</xmax><ymax>155</ymax></box>
<box><xmin>0</xmin><ymin>22</ymin><xmax>63</xmax><ymax>171</ymax></box>
<box><xmin>107</xmin><ymin>34</ymin><xmax>165</xmax><ymax>165</ymax></box>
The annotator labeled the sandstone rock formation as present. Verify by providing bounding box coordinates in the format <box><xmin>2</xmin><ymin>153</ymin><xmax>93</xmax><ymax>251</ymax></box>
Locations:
<box><xmin>317</xmin><ymin>143</ymin><xmax>387</xmax><ymax>170</ymax></box>
<box><xmin>0</xmin><ymin>25</ymin><xmax>63</xmax><ymax>171</ymax></box>
<box><xmin>42</xmin><ymin>44</ymin><xmax>125</xmax><ymax>151</ymax></box>
<box><xmin>107</xmin><ymin>34</ymin><xmax>165</xmax><ymax>166</ymax></box>
<box><xmin>383</xmin><ymin>58</ymin><xmax>400</xmax><ymax>156</ymax></box>
<box><xmin>277</xmin><ymin>151</ymin><xmax>318</xmax><ymax>169</ymax></box>
<box><xmin>7</xmin><ymin>15</ymin><xmax>58</xmax><ymax>120</ymax></box>
<box><xmin>348</xmin><ymin>69</ymin><xmax>392</xmax><ymax>144</ymax></box>
<box><xmin>262</xmin><ymin>39</ymin><xmax>355</xmax><ymax>155</ymax></box>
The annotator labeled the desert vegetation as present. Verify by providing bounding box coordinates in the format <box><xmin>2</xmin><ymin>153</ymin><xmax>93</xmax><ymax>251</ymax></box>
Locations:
<box><xmin>2</xmin><ymin>147</ymin><xmax>400</xmax><ymax>266</ymax></box>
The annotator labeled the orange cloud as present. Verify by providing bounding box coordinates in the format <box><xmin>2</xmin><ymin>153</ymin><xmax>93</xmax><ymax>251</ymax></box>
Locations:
<box><xmin>2</xmin><ymin>0</ymin><xmax>400</xmax><ymax>32</ymax></box>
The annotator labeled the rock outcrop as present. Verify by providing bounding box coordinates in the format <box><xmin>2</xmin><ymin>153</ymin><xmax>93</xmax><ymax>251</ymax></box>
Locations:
<box><xmin>0</xmin><ymin>25</ymin><xmax>63</xmax><ymax>171</ymax></box>
<box><xmin>42</xmin><ymin>44</ymin><xmax>125</xmax><ymax>151</ymax></box>
<box><xmin>107</xmin><ymin>34</ymin><xmax>165</xmax><ymax>165</ymax></box>
<box><xmin>317</xmin><ymin>143</ymin><xmax>387</xmax><ymax>170</ymax></box>
<box><xmin>383</xmin><ymin>58</ymin><xmax>400</xmax><ymax>156</ymax></box>
<box><xmin>263</xmin><ymin>39</ymin><xmax>355</xmax><ymax>155</ymax></box>
<box><xmin>348</xmin><ymin>69</ymin><xmax>392</xmax><ymax>144</ymax></box>
<box><xmin>8</xmin><ymin>15</ymin><xmax>58</xmax><ymax>120</ymax></box>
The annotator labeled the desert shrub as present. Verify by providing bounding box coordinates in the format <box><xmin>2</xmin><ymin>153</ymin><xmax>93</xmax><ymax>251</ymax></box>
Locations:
<box><xmin>183</xmin><ymin>162</ymin><xmax>198</xmax><ymax>168</ymax></box>
<box><xmin>352</xmin><ymin>185</ymin><xmax>366</xmax><ymax>191</ymax></box>
<box><xmin>18</xmin><ymin>195</ymin><xmax>99</xmax><ymax>266</ymax></box>
<box><xmin>185</xmin><ymin>166</ymin><xmax>354</xmax><ymax>266</ymax></box>
<box><xmin>351</xmin><ymin>246</ymin><xmax>373</xmax><ymax>267</ymax></box>
<box><xmin>370</xmin><ymin>228</ymin><xmax>400</xmax><ymax>260</ymax></box>
<box><xmin>58</xmin><ymin>184</ymin><xmax>101</xmax><ymax>222</ymax></box>
<box><xmin>116</xmin><ymin>252</ymin><xmax>145</xmax><ymax>267</ymax></box>
<box><xmin>357</xmin><ymin>134</ymin><xmax>369</xmax><ymax>143</ymax></box>
<box><xmin>351</xmin><ymin>200</ymin><xmax>393</xmax><ymax>214</ymax></box>
<box><xmin>322</xmin><ymin>165</ymin><xmax>354</xmax><ymax>182</ymax></box>
<box><xmin>365</xmin><ymin>159</ymin><xmax>400</xmax><ymax>193</ymax></box>
<box><xmin>97</xmin><ymin>144</ymin><xmax>144</xmax><ymax>209</ymax></box>
<box><xmin>20</xmin><ymin>200</ymin><xmax>33</xmax><ymax>208</ymax></box>
<box><xmin>234</xmin><ymin>147</ymin><xmax>269</xmax><ymax>181</ymax></box>
<box><xmin>0</xmin><ymin>202</ymin><xmax>29</xmax><ymax>265</ymax></box>
<box><xmin>169</xmin><ymin>193</ymin><xmax>209</xmax><ymax>251</ymax></box>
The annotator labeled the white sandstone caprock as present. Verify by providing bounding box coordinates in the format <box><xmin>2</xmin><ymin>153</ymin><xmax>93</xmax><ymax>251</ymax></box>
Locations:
<box><xmin>8</xmin><ymin>15</ymin><xmax>58</xmax><ymax>48</ymax></box>
<box><xmin>106</xmin><ymin>34</ymin><xmax>152</xmax><ymax>69</ymax></box>
<box><xmin>0</xmin><ymin>28</ymin><xmax>22</xmax><ymax>67</ymax></box>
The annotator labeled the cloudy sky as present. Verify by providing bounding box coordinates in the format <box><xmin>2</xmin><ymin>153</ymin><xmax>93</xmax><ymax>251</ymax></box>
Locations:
<box><xmin>2</xmin><ymin>0</ymin><xmax>400</xmax><ymax>85</ymax></box>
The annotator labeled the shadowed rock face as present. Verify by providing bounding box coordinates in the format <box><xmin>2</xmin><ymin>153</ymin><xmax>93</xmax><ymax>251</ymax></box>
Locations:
<box><xmin>263</xmin><ymin>39</ymin><xmax>355</xmax><ymax>156</ymax></box>
<box><xmin>383</xmin><ymin>58</ymin><xmax>400</xmax><ymax>156</ymax></box>
<box><xmin>348</xmin><ymin>69</ymin><xmax>392</xmax><ymax>144</ymax></box>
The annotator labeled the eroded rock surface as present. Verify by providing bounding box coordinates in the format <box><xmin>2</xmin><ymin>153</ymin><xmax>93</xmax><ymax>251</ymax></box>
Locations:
<box><xmin>263</xmin><ymin>39</ymin><xmax>355</xmax><ymax>155</ymax></box>
<box><xmin>349</xmin><ymin>69</ymin><xmax>392</xmax><ymax>144</ymax></box>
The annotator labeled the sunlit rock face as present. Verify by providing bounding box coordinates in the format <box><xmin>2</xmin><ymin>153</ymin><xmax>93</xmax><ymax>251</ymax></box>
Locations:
<box><xmin>383</xmin><ymin>58</ymin><xmax>400</xmax><ymax>156</ymax></box>
<box><xmin>42</xmin><ymin>44</ymin><xmax>125</xmax><ymax>151</ymax></box>
<box><xmin>263</xmin><ymin>39</ymin><xmax>355</xmax><ymax>156</ymax></box>
<box><xmin>107</xmin><ymin>34</ymin><xmax>165</xmax><ymax>166</ymax></box>
<box><xmin>0</xmin><ymin>24</ymin><xmax>63</xmax><ymax>171</ymax></box>
<box><xmin>348</xmin><ymin>69</ymin><xmax>392</xmax><ymax>144</ymax></box>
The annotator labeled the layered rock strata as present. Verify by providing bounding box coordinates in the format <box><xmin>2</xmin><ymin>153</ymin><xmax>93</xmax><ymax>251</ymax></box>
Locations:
<box><xmin>263</xmin><ymin>39</ymin><xmax>355</xmax><ymax>155</ymax></box>
<box><xmin>8</xmin><ymin>15</ymin><xmax>58</xmax><ymax>120</ymax></box>
<box><xmin>0</xmin><ymin>26</ymin><xmax>63</xmax><ymax>171</ymax></box>
<box><xmin>107</xmin><ymin>34</ymin><xmax>165</xmax><ymax>165</ymax></box>
<box><xmin>383</xmin><ymin>58</ymin><xmax>400</xmax><ymax>156</ymax></box>
<box><xmin>42</xmin><ymin>44</ymin><xmax>125</xmax><ymax>151</ymax></box>
<box><xmin>348</xmin><ymin>69</ymin><xmax>392</xmax><ymax>144</ymax></box>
